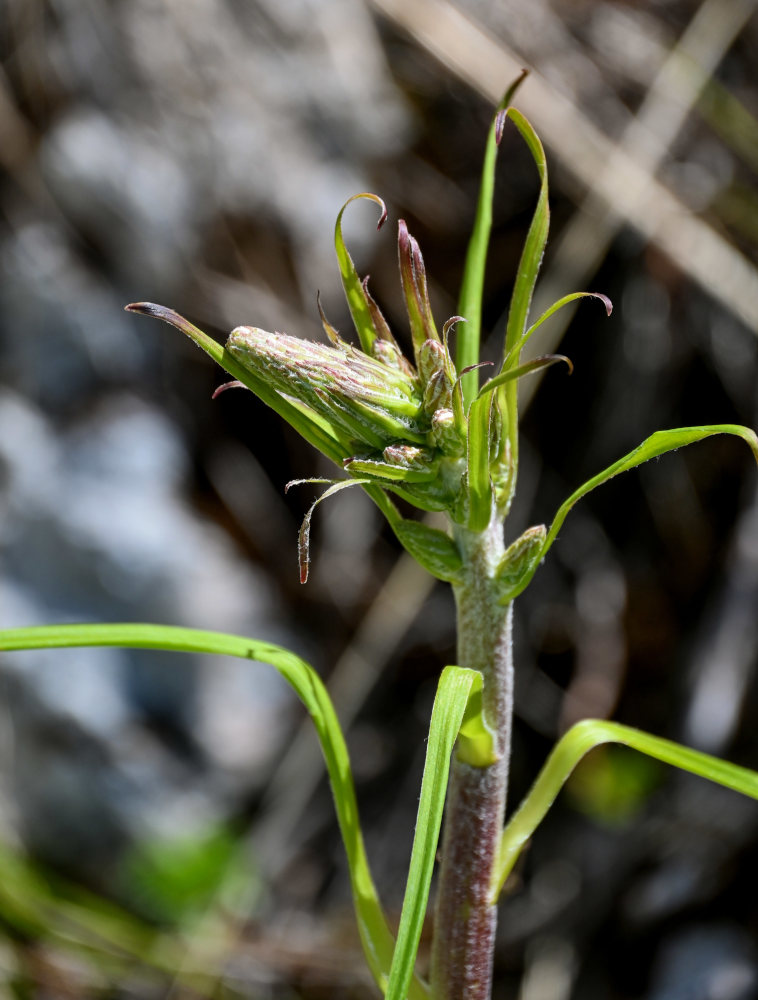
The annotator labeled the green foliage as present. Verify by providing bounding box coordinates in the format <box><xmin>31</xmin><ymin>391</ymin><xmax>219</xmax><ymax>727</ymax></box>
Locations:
<box><xmin>455</xmin><ymin>672</ymin><xmax>497</xmax><ymax>768</ymax></box>
<box><xmin>493</xmin><ymin>719</ymin><xmax>758</xmax><ymax>900</ymax></box>
<box><xmin>456</xmin><ymin>71</ymin><xmax>527</xmax><ymax>406</ymax></box>
<box><xmin>125</xmin><ymin>303</ymin><xmax>348</xmax><ymax>465</ymax></box>
<box><xmin>334</xmin><ymin>193</ymin><xmax>389</xmax><ymax>355</ymax></box>
<box><xmin>386</xmin><ymin>666</ymin><xmax>479</xmax><ymax>1000</ymax></box>
<box><xmin>504</xmin><ymin>291</ymin><xmax>612</xmax><ymax>363</ymax></box>
<box><xmin>392</xmin><ymin>518</ymin><xmax>465</xmax><ymax>584</ymax></box>
<box><xmin>465</xmin><ymin>392</ymin><xmax>494</xmax><ymax>531</ymax></box>
<box><xmin>500</xmin><ymin>423</ymin><xmax>758</xmax><ymax>602</ymax></box>
<box><xmin>5</xmin><ymin>84</ymin><xmax>758</xmax><ymax>1000</ymax></box>
<box><xmin>122</xmin><ymin>826</ymin><xmax>241</xmax><ymax>924</ymax></box>
<box><xmin>496</xmin><ymin>524</ymin><xmax>546</xmax><ymax>603</ymax></box>
<box><xmin>0</xmin><ymin>623</ymin><xmax>422</xmax><ymax>999</ymax></box>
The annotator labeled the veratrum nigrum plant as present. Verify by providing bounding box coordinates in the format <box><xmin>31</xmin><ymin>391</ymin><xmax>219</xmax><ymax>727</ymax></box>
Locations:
<box><xmin>3</xmin><ymin>76</ymin><xmax>758</xmax><ymax>1000</ymax></box>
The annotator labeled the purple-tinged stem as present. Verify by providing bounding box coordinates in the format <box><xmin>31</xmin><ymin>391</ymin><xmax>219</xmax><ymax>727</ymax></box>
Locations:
<box><xmin>431</xmin><ymin>518</ymin><xmax>513</xmax><ymax>1000</ymax></box>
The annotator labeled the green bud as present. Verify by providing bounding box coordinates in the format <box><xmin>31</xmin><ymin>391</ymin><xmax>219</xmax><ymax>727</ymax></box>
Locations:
<box><xmin>418</xmin><ymin>340</ymin><xmax>455</xmax><ymax>415</ymax></box>
<box><xmin>496</xmin><ymin>524</ymin><xmax>547</xmax><ymax>602</ymax></box>
<box><xmin>227</xmin><ymin>326</ymin><xmax>429</xmax><ymax>451</ymax></box>
<box><xmin>430</xmin><ymin>408</ymin><xmax>463</xmax><ymax>454</ymax></box>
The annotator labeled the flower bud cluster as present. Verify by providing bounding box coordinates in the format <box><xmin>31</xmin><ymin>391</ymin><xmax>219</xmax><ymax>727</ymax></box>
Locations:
<box><xmin>224</xmin><ymin>200</ymin><xmax>514</xmax><ymax>522</ymax></box>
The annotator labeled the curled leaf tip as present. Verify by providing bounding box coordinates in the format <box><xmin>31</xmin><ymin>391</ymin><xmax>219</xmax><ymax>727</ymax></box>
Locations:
<box><xmin>443</xmin><ymin>316</ymin><xmax>466</xmax><ymax>339</ymax></box>
<box><xmin>125</xmin><ymin>301</ymin><xmax>164</xmax><ymax>317</ymax></box>
<box><xmin>553</xmin><ymin>354</ymin><xmax>574</xmax><ymax>375</ymax></box>
<box><xmin>212</xmin><ymin>380</ymin><xmax>246</xmax><ymax>399</ymax></box>
<box><xmin>597</xmin><ymin>293</ymin><xmax>613</xmax><ymax>316</ymax></box>
<box><xmin>341</xmin><ymin>192</ymin><xmax>388</xmax><ymax>231</ymax></box>
<box><xmin>124</xmin><ymin>302</ymin><xmax>204</xmax><ymax>342</ymax></box>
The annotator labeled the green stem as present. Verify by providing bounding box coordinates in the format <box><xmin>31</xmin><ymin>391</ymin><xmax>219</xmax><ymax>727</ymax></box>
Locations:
<box><xmin>431</xmin><ymin>518</ymin><xmax>512</xmax><ymax>1000</ymax></box>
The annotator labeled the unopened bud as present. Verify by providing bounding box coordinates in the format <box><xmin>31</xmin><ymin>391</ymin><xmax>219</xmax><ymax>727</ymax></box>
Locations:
<box><xmin>430</xmin><ymin>408</ymin><xmax>463</xmax><ymax>454</ymax></box>
<box><xmin>496</xmin><ymin>524</ymin><xmax>546</xmax><ymax>601</ymax></box>
<box><xmin>418</xmin><ymin>340</ymin><xmax>454</xmax><ymax>417</ymax></box>
<box><xmin>228</xmin><ymin>326</ymin><xmax>429</xmax><ymax>450</ymax></box>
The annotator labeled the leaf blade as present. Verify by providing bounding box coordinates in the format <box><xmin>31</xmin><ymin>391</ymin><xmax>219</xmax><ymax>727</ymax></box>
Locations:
<box><xmin>125</xmin><ymin>304</ymin><xmax>347</xmax><ymax>465</ymax></box>
<box><xmin>393</xmin><ymin>519</ymin><xmax>464</xmax><ymax>583</ymax></box>
<box><xmin>0</xmin><ymin>623</ymin><xmax>428</xmax><ymax>1000</ymax></box>
<box><xmin>387</xmin><ymin>665</ymin><xmax>478</xmax><ymax>1000</ymax></box>
<box><xmin>334</xmin><ymin>194</ymin><xmax>388</xmax><ymax>355</ymax></box>
<box><xmin>456</xmin><ymin>71</ymin><xmax>528</xmax><ymax>408</ymax></box>
<box><xmin>503</xmin><ymin>423</ymin><xmax>758</xmax><ymax>601</ymax></box>
<box><xmin>477</xmin><ymin>355</ymin><xmax>572</xmax><ymax>398</ymax></box>
<box><xmin>544</xmin><ymin>424</ymin><xmax>758</xmax><ymax>555</ymax></box>
<box><xmin>502</xmin><ymin>108</ymin><xmax>549</xmax><ymax>361</ymax></box>
<box><xmin>466</xmin><ymin>392</ymin><xmax>494</xmax><ymax>531</ymax></box>
<box><xmin>506</xmin><ymin>292</ymin><xmax>612</xmax><ymax>363</ymax></box>
<box><xmin>494</xmin><ymin>718</ymin><xmax>758</xmax><ymax>901</ymax></box>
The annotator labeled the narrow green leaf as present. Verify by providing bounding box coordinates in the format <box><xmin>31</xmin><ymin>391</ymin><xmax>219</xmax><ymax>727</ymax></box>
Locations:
<box><xmin>387</xmin><ymin>665</ymin><xmax>479</xmax><ymax>1000</ymax></box>
<box><xmin>456</xmin><ymin>71</ymin><xmax>528</xmax><ymax>409</ymax></box>
<box><xmin>499</xmin><ymin>108</ymin><xmax>550</xmax><ymax>471</ymax></box>
<box><xmin>502</xmin><ymin>423</ymin><xmax>758</xmax><ymax>602</ymax></box>
<box><xmin>125</xmin><ymin>304</ymin><xmax>347</xmax><ymax>465</ymax></box>
<box><xmin>501</xmin><ymin>109</ymin><xmax>549</xmax><ymax>361</ymax></box>
<box><xmin>334</xmin><ymin>193</ymin><xmax>388</xmax><ymax>355</ymax></box>
<box><xmin>477</xmin><ymin>355</ymin><xmax>572</xmax><ymax>399</ymax></box>
<box><xmin>506</xmin><ymin>292</ymin><xmax>612</xmax><ymax>364</ymax></box>
<box><xmin>393</xmin><ymin>519</ymin><xmax>464</xmax><ymax>583</ymax></box>
<box><xmin>466</xmin><ymin>392</ymin><xmax>494</xmax><ymax>531</ymax></box>
<box><xmin>0</xmin><ymin>624</ymin><xmax>428</xmax><ymax>1000</ymax></box>
<box><xmin>494</xmin><ymin>719</ymin><xmax>758</xmax><ymax>901</ymax></box>
<box><xmin>543</xmin><ymin>424</ymin><xmax>758</xmax><ymax>558</ymax></box>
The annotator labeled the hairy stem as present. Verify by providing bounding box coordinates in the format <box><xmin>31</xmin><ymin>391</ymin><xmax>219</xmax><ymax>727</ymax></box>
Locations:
<box><xmin>430</xmin><ymin>518</ymin><xmax>513</xmax><ymax>1000</ymax></box>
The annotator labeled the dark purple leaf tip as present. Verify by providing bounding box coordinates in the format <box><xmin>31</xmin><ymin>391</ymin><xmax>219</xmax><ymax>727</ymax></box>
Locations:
<box><xmin>125</xmin><ymin>302</ymin><xmax>164</xmax><ymax>317</ymax></box>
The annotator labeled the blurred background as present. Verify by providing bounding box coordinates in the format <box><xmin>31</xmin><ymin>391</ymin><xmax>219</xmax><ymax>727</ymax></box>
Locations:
<box><xmin>1</xmin><ymin>0</ymin><xmax>758</xmax><ymax>996</ymax></box>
